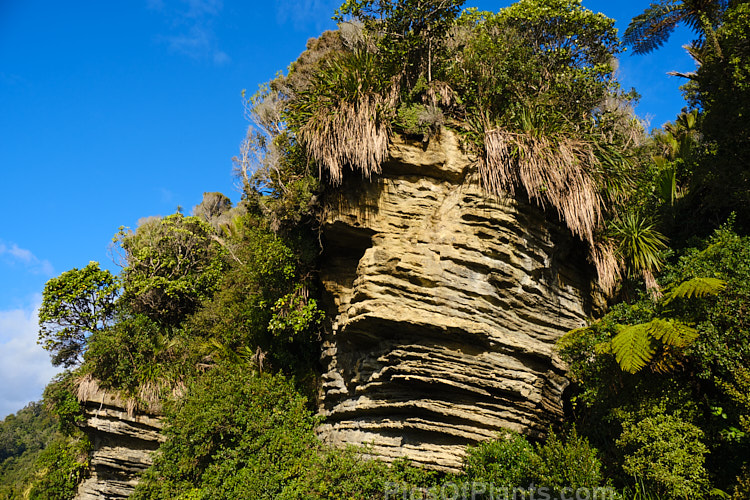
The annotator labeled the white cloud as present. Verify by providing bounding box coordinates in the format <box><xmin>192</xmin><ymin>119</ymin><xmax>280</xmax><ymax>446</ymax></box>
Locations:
<box><xmin>0</xmin><ymin>240</ymin><xmax>54</xmax><ymax>276</ymax></box>
<box><xmin>275</xmin><ymin>0</ymin><xmax>339</xmax><ymax>32</ymax></box>
<box><xmin>0</xmin><ymin>297</ymin><xmax>59</xmax><ymax>420</ymax></box>
<box><xmin>150</xmin><ymin>0</ymin><xmax>230</xmax><ymax>65</ymax></box>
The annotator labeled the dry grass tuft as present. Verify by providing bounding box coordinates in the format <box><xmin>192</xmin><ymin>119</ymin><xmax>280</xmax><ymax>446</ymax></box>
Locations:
<box><xmin>424</xmin><ymin>80</ymin><xmax>457</xmax><ymax>109</ymax></box>
<box><xmin>75</xmin><ymin>373</ymin><xmax>185</xmax><ymax>417</ymax></box>
<box><xmin>482</xmin><ymin>128</ymin><xmax>620</xmax><ymax>292</ymax></box>
<box><xmin>588</xmin><ymin>239</ymin><xmax>622</xmax><ymax>296</ymax></box>
<box><xmin>299</xmin><ymin>93</ymin><xmax>391</xmax><ymax>185</ymax></box>
<box><xmin>76</xmin><ymin>373</ymin><xmax>104</xmax><ymax>403</ymax></box>
<box><xmin>483</xmin><ymin>129</ymin><xmax>602</xmax><ymax>243</ymax></box>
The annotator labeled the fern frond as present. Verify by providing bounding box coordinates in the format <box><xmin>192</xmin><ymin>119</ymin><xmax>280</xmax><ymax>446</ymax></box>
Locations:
<box><xmin>594</xmin><ymin>341</ymin><xmax>612</xmax><ymax>355</ymax></box>
<box><xmin>663</xmin><ymin>277</ymin><xmax>727</xmax><ymax>303</ymax></box>
<box><xmin>556</xmin><ymin>326</ymin><xmax>591</xmax><ymax>350</ymax></box>
<box><xmin>646</xmin><ymin>318</ymin><xmax>698</xmax><ymax>348</ymax></box>
<box><xmin>650</xmin><ymin>344</ymin><xmax>685</xmax><ymax>374</ymax></box>
<box><xmin>623</xmin><ymin>1</ymin><xmax>682</xmax><ymax>55</ymax></box>
<box><xmin>611</xmin><ymin>323</ymin><xmax>656</xmax><ymax>374</ymax></box>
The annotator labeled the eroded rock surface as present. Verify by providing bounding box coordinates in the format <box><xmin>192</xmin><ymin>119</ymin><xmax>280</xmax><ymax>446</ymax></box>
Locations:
<box><xmin>75</xmin><ymin>387</ymin><xmax>164</xmax><ymax>499</ymax></box>
<box><xmin>317</xmin><ymin>130</ymin><xmax>594</xmax><ymax>472</ymax></box>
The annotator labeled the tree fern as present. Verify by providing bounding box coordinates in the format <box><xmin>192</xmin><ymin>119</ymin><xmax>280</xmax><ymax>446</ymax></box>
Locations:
<box><xmin>611</xmin><ymin>318</ymin><xmax>696</xmax><ymax>374</ymax></box>
<box><xmin>663</xmin><ymin>276</ymin><xmax>727</xmax><ymax>303</ymax></box>
<box><xmin>624</xmin><ymin>1</ymin><xmax>683</xmax><ymax>55</ymax></box>
<box><xmin>624</xmin><ymin>0</ymin><xmax>729</xmax><ymax>56</ymax></box>
<box><xmin>610</xmin><ymin>276</ymin><xmax>725</xmax><ymax>373</ymax></box>
<box><xmin>646</xmin><ymin>318</ymin><xmax>698</xmax><ymax>348</ymax></box>
<box><xmin>611</xmin><ymin>323</ymin><xmax>656</xmax><ymax>374</ymax></box>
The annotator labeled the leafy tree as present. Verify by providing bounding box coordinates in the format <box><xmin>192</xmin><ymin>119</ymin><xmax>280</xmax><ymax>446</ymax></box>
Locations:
<box><xmin>38</xmin><ymin>262</ymin><xmax>119</xmax><ymax>367</ymax></box>
<box><xmin>444</xmin><ymin>0</ymin><xmax>633</xmax><ymax>293</ymax></box>
<box><xmin>192</xmin><ymin>192</ymin><xmax>233</xmax><ymax>229</ymax></box>
<box><xmin>186</xmin><ymin>214</ymin><xmax>323</xmax><ymax>375</ymax></box>
<box><xmin>193</xmin><ymin>192</ymin><xmax>231</xmax><ymax>220</ymax></box>
<box><xmin>447</xmin><ymin>0</ymin><xmax>620</xmax><ymax>125</ymax></box>
<box><xmin>687</xmin><ymin>2</ymin><xmax>750</xmax><ymax>232</ymax></box>
<box><xmin>116</xmin><ymin>214</ymin><xmax>227</xmax><ymax>326</ymax></box>
<box><xmin>335</xmin><ymin>0</ymin><xmax>466</xmax><ymax>83</ymax></box>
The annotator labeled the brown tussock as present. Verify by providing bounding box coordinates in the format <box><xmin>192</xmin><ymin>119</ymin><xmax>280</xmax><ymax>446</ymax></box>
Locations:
<box><xmin>482</xmin><ymin>129</ymin><xmax>618</xmax><ymax>293</ymax></box>
<box><xmin>299</xmin><ymin>93</ymin><xmax>391</xmax><ymax>185</ymax></box>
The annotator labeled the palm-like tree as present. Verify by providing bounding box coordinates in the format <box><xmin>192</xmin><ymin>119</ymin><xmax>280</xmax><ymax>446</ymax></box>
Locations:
<box><xmin>624</xmin><ymin>0</ymin><xmax>729</xmax><ymax>55</ymax></box>
<box><xmin>611</xmin><ymin>212</ymin><xmax>669</xmax><ymax>291</ymax></box>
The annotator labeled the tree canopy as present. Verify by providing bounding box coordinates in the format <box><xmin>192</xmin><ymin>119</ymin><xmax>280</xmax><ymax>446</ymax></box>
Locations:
<box><xmin>38</xmin><ymin>262</ymin><xmax>119</xmax><ymax>367</ymax></box>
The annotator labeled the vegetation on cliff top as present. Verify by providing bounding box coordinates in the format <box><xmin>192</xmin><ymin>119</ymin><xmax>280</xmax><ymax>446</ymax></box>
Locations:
<box><xmin>2</xmin><ymin>0</ymin><xmax>748</xmax><ymax>498</ymax></box>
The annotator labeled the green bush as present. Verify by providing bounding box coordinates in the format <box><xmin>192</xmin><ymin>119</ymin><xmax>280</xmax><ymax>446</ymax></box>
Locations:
<box><xmin>281</xmin><ymin>449</ymin><xmax>441</xmax><ymax>500</ymax></box>
<box><xmin>0</xmin><ymin>403</ymin><xmax>60</xmax><ymax>499</ymax></box>
<box><xmin>132</xmin><ymin>366</ymin><xmax>321</xmax><ymax>500</ymax></box>
<box><xmin>463</xmin><ymin>430</ymin><xmax>535</xmax><ymax>488</ymax></box>
<box><xmin>42</xmin><ymin>373</ymin><xmax>85</xmax><ymax>436</ymax></box>
<box><xmin>83</xmin><ymin>314</ymin><xmax>192</xmax><ymax>399</ymax></box>
<box><xmin>27</xmin><ymin>436</ymin><xmax>90</xmax><ymax>500</ymax></box>
<box><xmin>186</xmin><ymin>218</ymin><xmax>322</xmax><ymax>374</ymax></box>
<box><xmin>116</xmin><ymin>213</ymin><xmax>228</xmax><ymax>326</ymax></box>
<box><xmin>617</xmin><ymin>413</ymin><xmax>710</xmax><ymax>499</ymax></box>
<box><xmin>531</xmin><ymin>428</ymin><xmax>605</xmax><ymax>493</ymax></box>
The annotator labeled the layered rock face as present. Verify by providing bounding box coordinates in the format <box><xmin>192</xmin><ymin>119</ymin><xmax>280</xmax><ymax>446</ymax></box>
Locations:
<box><xmin>75</xmin><ymin>386</ymin><xmax>163</xmax><ymax>499</ymax></box>
<box><xmin>317</xmin><ymin>130</ymin><xmax>595</xmax><ymax>472</ymax></box>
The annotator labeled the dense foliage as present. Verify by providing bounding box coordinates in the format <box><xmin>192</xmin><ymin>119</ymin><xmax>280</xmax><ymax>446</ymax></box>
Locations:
<box><xmin>7</xmin><ymin>0</ymin><xmax>748</xmax><ymax>498</ymax></box>
<box><xmin>0</xmin><ymin>403</ymin><xmax>59</xmax><ymax>499</ymax></box>
<box><xmin>38</xmin><ymin>262</ymin><xmax>119</xmax><ymax>367</ymax></box>
<box><xmin>0</xmin><ymin>400</ymin><xmax>89</xmax><ymax>500</ymax></box>
<box><xmin>558</xmin><ymin>226</ymin><xmax>750</xmax><ymax>497</ymax></box>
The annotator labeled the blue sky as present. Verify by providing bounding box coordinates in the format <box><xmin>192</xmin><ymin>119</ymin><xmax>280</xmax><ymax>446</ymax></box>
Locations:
<box><xmin>0</xmin><ymin>0</ymin><xmax>698</xmax><ymax>419</ymax></box>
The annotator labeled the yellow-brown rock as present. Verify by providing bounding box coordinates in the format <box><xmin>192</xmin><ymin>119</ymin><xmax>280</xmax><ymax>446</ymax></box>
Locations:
<box><xmin>317</xmin><ymin>129</ymin><xmax>594</xmax><ymax>472</ymax></box>
<box><xmin>74</xmin><ymin>381</ymin><xmax>164</xmax><ymax>499</ymax></box>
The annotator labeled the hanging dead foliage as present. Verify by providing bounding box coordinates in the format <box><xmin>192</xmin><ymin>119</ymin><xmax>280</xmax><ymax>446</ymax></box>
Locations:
<box><xmin>483</xmin><ymin>129</ymin><xmax>603</xmax><ymax>243</ymax></box>
<box><xmin>298</xmin><ymin>93</ymin><xmax>391</xmax><ymax>185</ymax></box>
<box><xmin>588</xmin><ymin>239</ymin><xmax>622</xmax><ymax>296</ymax></box>
<box><xmin>482</xmin><ymin>128</ymin><xmax>621</xmax><ymax>293</ymax></box>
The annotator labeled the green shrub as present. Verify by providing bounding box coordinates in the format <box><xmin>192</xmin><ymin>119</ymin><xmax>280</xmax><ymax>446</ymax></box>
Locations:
<box><xmin>186</xmin><ymin>219</ymin><xmax>322</xmax><ymax>374</ymax></box>
<box><xmin>281</xmin><ymin>449</ymin><xmax>441</xmax><ymax>500</ymax></box>
<box><xmin>733</xmin><ymin>466</ymin><xmax>750</xmax><ymax>500</ymax></box>
<box><xmin>42</xmin><ymin>373</ymin><xmax>84</xmax><ymax>436</ymax></box>
<box><xmin>531</xmin><ymin>428</ymin><xmax>605</xmax><ymax>493</ymax></box>
<box><xmin>83</xmin><ymin>314</ymin><xmax>192</xmax><ymax>399</ymax></box>
<box><xmin>116</xmin><ymin>213</ymin><xmax>228</xmax><ymax>326</ymax></box>
<box><xmin>27</xmin><ymin>436</ymin><xmax>90</xmax><ymax>500</ymax></box>
<box><xmin>0</xmin><ymin>403</ymin><xmax>60</xmax><ymax>499</ymax></box>
<box><xmin>463</xmin><ymin>430</ymin><xmax>535</xmax><ymax>488</ymax></box>
<box><xmin>132</xmin><ymin>366</ymin><xmax>320</xmax><ymax>500</ymax></box>
<box><xmin>395</xmin><ymin>103</ymin><xmax>444</xmax><ymax>138</ymax></box>
<box><xmin>617</xmin><ymin>413</ymin><xmax>710</xmax><ymax>499</ymax></box>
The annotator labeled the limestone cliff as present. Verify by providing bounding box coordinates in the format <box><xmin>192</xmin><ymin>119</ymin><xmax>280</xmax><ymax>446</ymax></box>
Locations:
<box><xmin>317</xmin><ymin>129</ymin><xmax>595</xmax><ymax>472</ymax></box>
<box><xmin>74</xmin><ymin>383</ymin><xmax>163</xmax><ymax>499</ymax></box>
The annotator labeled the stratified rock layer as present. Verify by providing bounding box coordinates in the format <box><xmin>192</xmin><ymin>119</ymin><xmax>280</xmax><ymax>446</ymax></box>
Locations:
<box><xmin>317</xmin><ymin>130</ymin><xmax>594</xmax><ymax>472</ymax></box>
<box><xmin>75</xmin><ymin>387</ymin><xmax>163</xmax><ymax>499</ymax></box>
